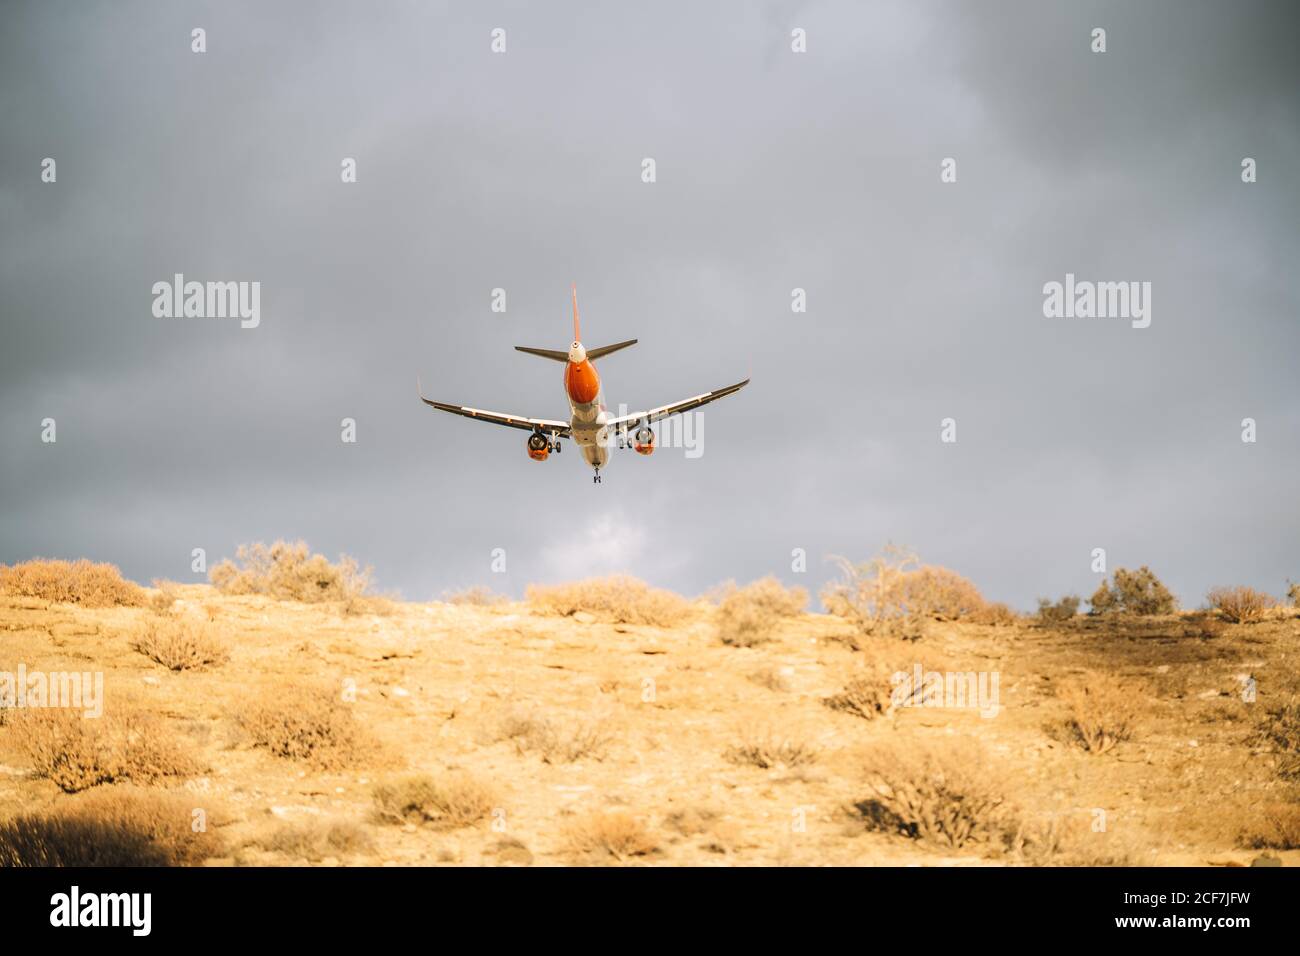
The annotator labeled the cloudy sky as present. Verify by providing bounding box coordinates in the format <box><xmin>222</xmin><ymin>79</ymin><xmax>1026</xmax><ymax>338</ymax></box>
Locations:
<box><xmin>2</xmin><ymin>0</ymin><xmax>1297</xmax><ymax>607</ymax></box>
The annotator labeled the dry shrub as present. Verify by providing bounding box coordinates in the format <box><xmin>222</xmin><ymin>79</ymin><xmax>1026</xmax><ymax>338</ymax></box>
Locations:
<box><xmin>1088</xmin><ymin>566</ymin><xmax>1176</xmax><ymax>616</ymax></box>
<box><xmin>564</xmin><ymin>812</ymin><xmax>658</xmax><ymax>862</ymax></box>
<box><xmin>0</xmin><ymin>558</ymin><xmax>145</xmax><ymax>607</ymax></box>
<box><xmin>821</xmin><ymin>547</ymin><xmax>988</xmax><ymax>640</ymax></box>
<box><xmin>255</xmin><ymin>820</ymin><xmax>374</xmax><ymax>860</ymax></box>
<box><xmin>1037</xmin><ymin>595</ymin><xmax>1080</xmax><ymax>624</ymax></box>
<box><xmin>1207</xmin><ymin>586</ymin><xmax>1274</xmax><ymax>624</ymax></box>
<box><xmin>209</xmin><ymin>540</ymin><xmax>373</xmax><ymax>603</ymax></box>
<box><xmin>725</xmin><ymin>730</ymin><xmax>818</xmax><ymax>769</ymax></box>
<box><xmin>494</xmin><ymin>712</ymin><xmax>609</xmax><ymax>764</ymax></box>
<box><xmin>484</xmin><ymin>835</ymin><xmax>534</xmax><ymax>866</ymax></box>
<box><xmin>132</xmin><ymin>618</ymin><xmax>230</xmax><ymax>671</ymax></box>
<box><xmin>372</xmin><ymin>773</ymin><xmax>495</xmax><ymax>829</ymax></box>
<box><xmin>236</xmin><ymin>687</ymin><xmax>370</xmax><ymax>769</ymax></box>
<box><xmin>342</xmin><ymin>593</ymin><xmax>397</xmax><ymax>617</ymax></box>
<box><xmin>856</xmin><ymin>739</ymin><xmax>1015</xmax><ymax>851</ymax></box>
<box><xmin>1013</xmin><ymin>815</ymin><xmax>1139</xmax><ymax>866</ymax></box>
<box><xmin>747</xmin><ymin>667</ymin><xmax>791</xmax><ymax>692</ymax></box>
<box><xmin>1055</xmin><ymin>673</ymin><xmax>1144</xmax><ymax>754</ymax></box>
<box><xmin>442</xmin><ymin>586</ymin><xmax>507</xmax><ymax>606</ymax></box>
<box><xmin>8</xmin><ymin>708</ymin><xmax>199</xmax><ymax>793</ymax></box>
<box><xmin>526</xmin><ymin>575</ymin><xmax>691</xmax><ymax>627</ymax></box>
<box><xmin>1239</xmin><ymin>803</ymin><xmax>1300</xmax><ymax>850</ymax></box>
<box><xmin>969</xmin><ymin>601</ymin><xmax>1019</xmax><ymax>626</ymax></box>
<box><xmin>715</xmin><ymin>576</ymin><xmax>807</xmax><ymax>647</ymax></box>
<box><xmin>824</xmin><ymin>664</ymin><xmax>897</xmax><ymax>721</ymax></box>
<box><xmin>148</xmin><ymin>578</ymin><xmax>183</xmax><ymax>614</ymax></box>
<box><xmin>0</xmin><ymin>787</ymin><xmax>221</xmax><ymax>866</ymax></box>
<box><xmin>663</xmin><ymin>806</ymin><xmax>721</xmax><ymax>837</ymax></box>
<box><xmin>1257</xmin><ymin>700</ymin><xmax>1300</xmax><ymax>779</ymax></box>
<box><xmin>1289</xmin><ymin>582</ymin><xmax>1300</xmax><ymax>608</ymax></box>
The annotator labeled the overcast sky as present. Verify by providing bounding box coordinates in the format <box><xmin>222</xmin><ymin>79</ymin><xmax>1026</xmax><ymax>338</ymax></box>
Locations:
<box><xmin>2</xmin><ymin>0</ymin><xmax>1297</xmax><ymax>608</ymax></box>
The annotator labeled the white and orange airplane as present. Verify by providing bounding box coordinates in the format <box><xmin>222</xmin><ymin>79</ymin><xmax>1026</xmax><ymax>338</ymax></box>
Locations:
<box><xmin>419</xmin><ymin>285</ymin><xmax>749</xmax><ymax>482</ymax></box>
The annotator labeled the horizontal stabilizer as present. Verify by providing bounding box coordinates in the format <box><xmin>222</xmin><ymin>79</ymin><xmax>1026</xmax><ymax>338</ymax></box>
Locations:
<box><xmin>515</xmin><ymin>339</ymin><xmax>638</xmax><ymax>362</ymax></box>
<box><xmin>514</xmin><ymin>346</ymin><xmax>569</xmax><ymax>362</ymax></box>
<box><xmin>586</xmin><ymin>339</ymin><xmax>637</xmax><ymax>360</ymax></box>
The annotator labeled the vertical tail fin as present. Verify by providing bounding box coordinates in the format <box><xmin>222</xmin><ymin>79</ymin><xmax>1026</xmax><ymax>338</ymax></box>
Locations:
<box><xmin>571</xmin><ymin>282</ymin><xmax>581</xmax><ymax>342</ymax></box>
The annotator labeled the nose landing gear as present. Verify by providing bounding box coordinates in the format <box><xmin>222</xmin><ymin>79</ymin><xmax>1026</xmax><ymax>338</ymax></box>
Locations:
<box><xmin>593</xmin><ymin>468</ymin><xmax>602</xmax><ymax>484</ymax></box>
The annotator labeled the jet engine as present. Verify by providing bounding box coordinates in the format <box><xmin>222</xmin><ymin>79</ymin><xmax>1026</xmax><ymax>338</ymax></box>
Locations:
<box><xmin>527</xmin><ymin>432</ymin><xmax>550</xmax><ymax>461</ymax></box>
<box><xmin>633</xmin><ymin>425</ymin><xmax>655</xmax><ymax>455</ymax></box>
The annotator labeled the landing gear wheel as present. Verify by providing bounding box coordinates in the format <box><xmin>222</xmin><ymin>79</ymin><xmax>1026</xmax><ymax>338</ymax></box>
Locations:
<box><xmin>593</xmin><ymin>470</ymin><xmax>602</xmax><ymax>484</ymax></box>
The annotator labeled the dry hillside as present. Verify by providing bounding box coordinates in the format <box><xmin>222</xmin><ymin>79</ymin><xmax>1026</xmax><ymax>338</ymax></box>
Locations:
<box><xmin>1</xmin><ymin>553</ymin><xmax>1298</xmax><ymax>867</ymax></box>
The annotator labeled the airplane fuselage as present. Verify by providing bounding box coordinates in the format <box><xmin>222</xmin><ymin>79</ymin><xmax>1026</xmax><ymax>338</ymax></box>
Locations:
<box><xmin>563</xmin><ymin>345</ymin><xmax>610</xmax><ymax>472</ymax></box>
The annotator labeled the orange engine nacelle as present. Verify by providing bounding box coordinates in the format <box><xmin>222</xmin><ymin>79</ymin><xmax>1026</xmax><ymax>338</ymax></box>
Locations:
<box><xmin>633</xmin><ymin>425</ymin><xmax>654</xmax><ymax>456</ymax></box>
<box><xmin>527</xmin><ymin>433</ymin><xmax>550</xmax><ymax>461</ymax></box>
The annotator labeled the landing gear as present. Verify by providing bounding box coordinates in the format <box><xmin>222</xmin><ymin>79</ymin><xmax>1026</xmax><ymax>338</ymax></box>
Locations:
<box><xmin>593</xmin><ymin>469</ymin><xmax>602</xmax><ymax>484</ymax></box>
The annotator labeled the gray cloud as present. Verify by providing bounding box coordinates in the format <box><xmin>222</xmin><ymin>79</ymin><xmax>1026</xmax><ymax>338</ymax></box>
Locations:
<box><xmin>2</xmin><ymin>0</ymin><xmax>1297</xmax><ymax>608</ymax></box>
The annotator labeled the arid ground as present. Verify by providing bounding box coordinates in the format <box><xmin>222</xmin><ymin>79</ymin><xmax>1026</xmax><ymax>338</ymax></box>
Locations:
<box><xmin>2</xmin><ymin>562</ymin><xmax>1298</xmax><ymax>867</ymax></box>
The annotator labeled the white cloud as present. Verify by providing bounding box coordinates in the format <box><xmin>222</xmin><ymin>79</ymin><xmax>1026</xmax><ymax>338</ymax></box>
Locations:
<box><xmin>538</xmin><ymin>513</ymin><xmax>649</xmax><ymax>581</ymax></box>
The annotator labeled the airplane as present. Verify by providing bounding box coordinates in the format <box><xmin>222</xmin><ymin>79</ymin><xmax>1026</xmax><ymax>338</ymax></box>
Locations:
<box><xmin>418</xmin><ymin>285</ymin><xmax>749</xmax><ymax>483</ymax></box>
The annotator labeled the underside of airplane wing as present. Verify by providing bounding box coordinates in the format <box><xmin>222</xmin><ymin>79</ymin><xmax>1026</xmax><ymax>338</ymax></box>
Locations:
<box><xmin>607</xmin><ymin>377</ymin><xmax>750</xmax><ymax>430</ymax></box>
<box><xmin>418</xmin><ymin>381</ymin><xmax>571</xmax><ymax>437</ymax></box>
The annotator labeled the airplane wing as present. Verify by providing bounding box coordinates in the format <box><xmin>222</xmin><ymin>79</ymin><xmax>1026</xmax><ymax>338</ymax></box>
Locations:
<box><xmin>418</xmin><ymin>380</ymin><xmax>571</xmax><ymax>437</ymax></box>
<box><xmin>606</xmin><ymin>377</ymin><xmax>750</xmax><ymax>430</ymax></box>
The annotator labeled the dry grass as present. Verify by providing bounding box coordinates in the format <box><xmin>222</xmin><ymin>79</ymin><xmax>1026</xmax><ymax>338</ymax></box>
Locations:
<box><xmin>526</xmin><ymin>575</ymin><xmax>692</xmax><ymax>626</ymax></box>
<box><xmin>8</xmin><ymin>708</ymin><xmax>199</xmax><ymax>793</ymax></box>
<box><xmin>132</xmin><ymin>618</ymin><xmax>230</xmax><ymax>670</ymax></box>
<box><xmin>564</xmin><ymin>811</ymin><xmax>658</xmax><ymax>862</ymax></box>
<box><xmin>341</xmin><ymin>593</ymin><xmax>397</xmax><ymax>617</ymax></box>
<box><xmin>236</xmin><ymin>687</ymin><xmax>371</xmax><ymax>769</ymax></box>
<box><xmin>663</xmin><ymin>805</ymin><xmax>721</xmax><ymax>837</ymax></box>
<box><xmin>822</xmin><ymin>546</ymin><xmax>989</xmax><ymax>640</ymax></box>
<box><xmin>442</xmin><ymin>586</ymin><xmax>507</xmax><ymax>606</ymax></box>
<box><xmin>210</xmin><ymin>540</ymin><xmax>373</xmax><ymax>603</ymax></box>
<box><xmin>148</xmin><ymin>578</ymin><xmax>184</xmax><ymax>614</ymax></box>
<box><xmin>1089</xmin><ymin>566</ymin><xmax>1177</xmax><ymax>615</ymax></box>
<box><xmin>1257</xmin><ymin>699</ymin><xmax>1300</xmax><ymax>779</ymax></box>
<box><xmin>0</xmin><ymin>787</ymin><xmax>221</xmax><ymax>866</ymax></box>
<box><xmin>969</xmin><ymin>601</ymin><xmax>1020</xmax><ymax>626</ymax></box>
<box><xmin>714</xmin><ymin>576</ymin><xmax>807</xmax><ymax>647</ymax></box>
<box><xmin>493</xmin><ymin>711</ymin><xmax>610</xmax><ymax>764</ymax></box>
<box><xmin>1055</xmin><ymin>673</ymin><xmax>1145</xmax><ymax>755</ymax></box>
<box><xmin>725</xmin><ymin>730</ymin><xmax>818</xmax><ymax>769</ymax></box>
<box><xmin>1037</xmin><ymin>595</ymin><xmax>1081</xmax><ymax>624</ymax></box>
<box><xmin>1239</xmin><ymin>803</ymin><xmax>1300</xmax><ymax>850</ymax></box>
<box><xmin>372</xmin><ymin>773</ymin><xmax>495</xmax><ymax>829</ymax></box>
<box><xmin>1207</xmin><ymin>586</ymin><xmax>1275</xmax><ymax>624</ymax></box>
<box><xmin>856</xmin><ymin>738</ymin><xmax>1015</xmax><ymax>851</ymax></box>
<box><xmin>1013</xmin><ymin>815</ymin><xmax>1140</xmax><ymax>866</ymax></box>
<box><xmin>0</xmin><ymin>558</ymin><xmax>146</xmax><ymax>607</ymax></box>
<box><xmin>251</xmin><ymin>820</ymin><xmax>375</xmax><ymax>860</ymax></box>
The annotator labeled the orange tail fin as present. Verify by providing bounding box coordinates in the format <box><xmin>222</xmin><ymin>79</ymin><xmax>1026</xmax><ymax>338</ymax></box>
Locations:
<box><xmin>571</xmin><ymin>283</ymin><xmax>581</xmax><ymax>342</ymax></box>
